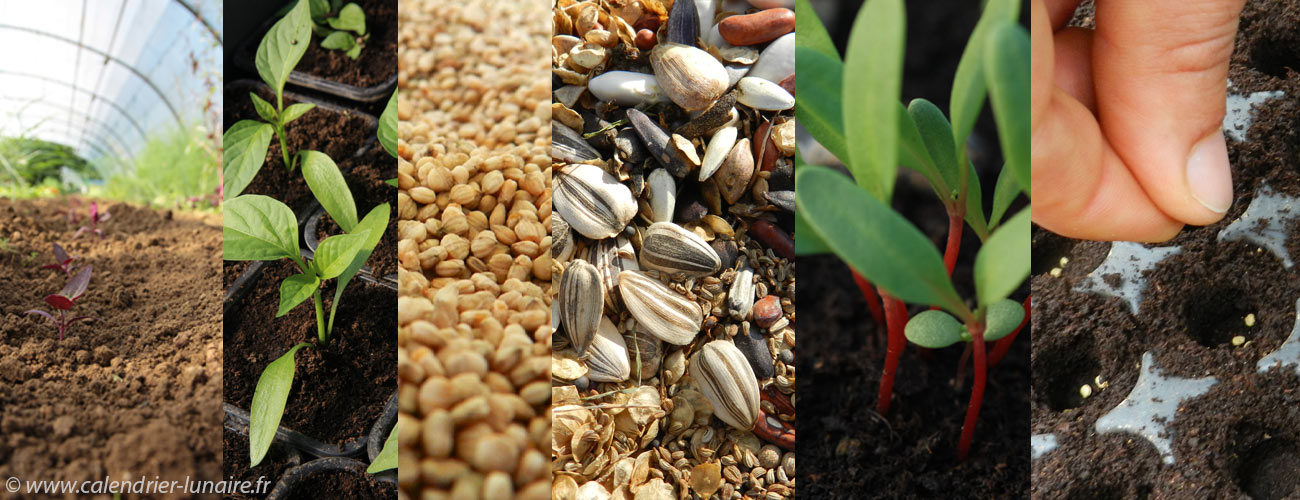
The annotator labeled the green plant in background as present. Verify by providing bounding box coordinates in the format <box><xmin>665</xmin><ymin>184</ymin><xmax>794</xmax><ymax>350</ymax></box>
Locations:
<box><xmin>0</xmin><ymin>136</ymin><xmax>95</xmax><ymax>187</ymax></box>
<box><xmin>223</xmin><ymin>150</ymin><xmax>390</xmax><ymax>466</ymax></box>
<box><xmin>310</xmin><ymin>0</ymin><xmax>368</xmax><ymax>59</ymax></box>
<box><xmin>223</xmin><ymin>0</ymin><xmax>316</xmax><ymax>199</ymax></box>
<box><xmin>794</xmin><ymin>0</ymin><xmax>1028</xmax><ymax>461</ymax></box>
<box><xmin>104</xmin><ymin>123</ymin><xmax>220</xmax><ymax>208</ymax></box>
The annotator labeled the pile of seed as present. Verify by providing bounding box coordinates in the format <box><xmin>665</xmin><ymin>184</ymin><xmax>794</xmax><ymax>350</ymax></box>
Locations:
<box><xmin>394</xmin><ymin>0</ymin><xmax>552</xmax><ymax>499</ymax></box>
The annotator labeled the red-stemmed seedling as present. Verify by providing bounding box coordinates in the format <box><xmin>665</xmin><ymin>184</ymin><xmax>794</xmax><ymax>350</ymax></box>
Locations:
<box><xmin>73</xmin><ymin>202</ymin><xmax>110</xmax><ymax>239</ymax></box>
<box><xmin>25</xmin><ymin>265</ymin><xmax>96</xmax><ymax>340</ymax></box>
<box><xmin>39</xmin><ymin>243</ymin><xmax>77</xmax><ymax>277</ymax></box>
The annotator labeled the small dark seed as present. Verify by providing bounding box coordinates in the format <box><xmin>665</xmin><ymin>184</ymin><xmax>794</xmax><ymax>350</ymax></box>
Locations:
<box><xmin>733</xmin><ymin>326</ymin><xmax>774</xmax><ymax>380</ymax></box>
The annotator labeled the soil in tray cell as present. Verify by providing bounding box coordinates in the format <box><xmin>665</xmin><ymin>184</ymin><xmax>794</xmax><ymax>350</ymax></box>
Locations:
<box><xmin>292</xmin><ymin>0</ymin><xmax>397</xmax><ymax>89</ymax></box>
<box><xmin>0</xmin><ymin>198</ymin><xmax>222</xmax><ymax>485</ymax></box>
<box><xmin>283</xmin><ymin>468</ymin><xmax>396</xmax><ymax>500</ymax></box>
<box><xmin>222</xmin><ymin>83</ymin><xmax>375</xmax><ymax>212</ymax></box>
<box><xmin>223</xmin><ymin>259</ymin><xmax>396</xmax><ymax>446</ymax></box>
<box><xmin>313</xmin><ymin>143</ymin><xmax>397</xmax><ymax>278</ymax></box>
<box><xmin>222</xmin><ymin>428</ymin><xmax>297</xmax><ymax>499</ymax></box>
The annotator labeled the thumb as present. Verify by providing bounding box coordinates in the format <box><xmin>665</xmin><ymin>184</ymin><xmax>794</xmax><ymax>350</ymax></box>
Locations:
<box><xmin>1094</xmin><ymin>0</ymin><xmax>1246</xmax><ymax>225</ymax></box>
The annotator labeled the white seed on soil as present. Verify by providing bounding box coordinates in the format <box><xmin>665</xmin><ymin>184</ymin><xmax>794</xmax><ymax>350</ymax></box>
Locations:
<box><xmin>650</xmin><ymin>43</ymin><xmax>731</xmax><ymax>112</ymax></box>
<box><xmin>1245</xmin><ymin>313</ymin><xmax>1256</xmax><ymax>327</ymax></box>
<box><xmin>618</xmin><ymin>270</ymin><xmax>703</xmax><ymax>345</ymax></box>
<box><xmin>587</xmin><ymin>71</ymin><xmax>667</xmax><ymax>107</ymax></box>
<box><xmin>699</xmin><ymin>126</ymin><xmax>737</xmax><ymax>182</ymax></box>
<box><xmin>736</xmin><ymin>77</ymin><xmax>795</xmax><ymax>111</ymax></box>
<box><xmin>587</xmin><ymin>316</ymin><xmax>631</xmax><ymax>382</ymax></box>
<box><xmin>1079</xmin><ymin>384</ymin><xmax>1092</xmax><ymax>399</ymax></box>
<box><xmin>690</xmin><ymin>340</ymin><xmax>760</xmax><ymax>430</ymax></box>
<box><xmin>554</xmin><ymin>163</ymin><xmax>638</xmax><ymax>239</ymax></box>
<box><xmin>640</xmin><ymin>221</ymin><xmax>721</xmax><ymax>278</ymax></box>
<box><xmin>746</xmin><ymin>33</ymin><xmax>794</xmax><ymax>84</ymax></box>
<box><xmin>560</xmin><ymin>259</ymin><xmax>604</xmax><ymax>356</ymax></box>
<box><xmin>646</xmin><ymin>168</ymin><xmax>677</xmax><ymax>223</ymax></box>
<box><xmin>1233</xmin><ymin>335</ymin><xmax>1246</xmax><ymax>347</ymax></box>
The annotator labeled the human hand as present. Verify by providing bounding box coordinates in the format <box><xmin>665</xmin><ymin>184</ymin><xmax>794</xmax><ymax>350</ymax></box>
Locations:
<box><xmin>1030</xmin><ymin>0</ymin><xmax>1247</xmax><ymax>242</ymax></box>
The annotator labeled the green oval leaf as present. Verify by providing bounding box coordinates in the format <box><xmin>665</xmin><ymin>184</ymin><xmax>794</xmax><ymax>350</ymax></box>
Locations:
<box><xmin>277</xmin><ymin>272</ymin><xmax>320</xmax><ymax>317</ymax></box>
<box><xmin>794</xmin><ymin>47</ymin><xmax>847</xmax><ymax>166</ymax></box>
<box><xmin>281</xmin><ymin>102</ymin><xmax>316</xmax><ymax>125</ymax></box>
<box><xmin>796</xmin><ymin>166</ymin><xmax>965</xmax><ymax>315</ymax></box>
<box><xmin>250</xmin><ymin>92</ymin><xmax>278</xmax><ymax>123</ymax></box>
<box><xmin>328</xmin><ymin>203</ymin><xmax>391</xmax><ymax>334</ymax></box>
<box><xmin>379</xmin><ymin>90</ymin><xmax>398</xmax><ymax>158</ymax></box>
<box><xmin>300</xmin><ymin>150</ymin><xmax>358</xmax><ymax>232</ymax></box>
<box><xmin>795</xmin><ymin>0</ymin><xmax>839</xmax><ymax>60</ymax></box>
<box><xmin>907</xmin><ymin>99</ymin><xmax>959</xmax><ymax>190</ymax></box>
<box><xmin>983</xmin><ymin>298</ymin><xmax>1025</xmax><ymax>342</ymax></box>
<box><xmin>250</xmin><ymin>342</ymin><xmax>312</xmax><ymax>467</ymax></box>
<box><xmin>950</xmin><ymin>0</ymin><xmax>1019</xmax><ymax>158</ymax></box>
<box><xmin>314</xmin><ymin>232</ymin><xmax>367</xmax><ymax>279</ymax></box>
<box><xmin>256</xmin><ymin>0</ymin><xmax>312</xmax><ymax>99</ymax></box>
<box><xmin>905</xmin><ymin>310</ymin><xmax>965</xmax><ymax>348</ymax></box>
<box><xmin>320</xmin><ymin>30</ymin><xmax>356</xmax><ymax>51</ymax></box>
<box><xmin>223</xmin><ymin>195</ymin><xmax>299</xmax><ymax>261</ymax></box>
<box><xmin>990</xmin><ymin>162</ymin><xmax>1020</xmax><ymax>227</ymax></box>
<box><xmin>842</xmin><ymin>0</ymin><xmax>904</xmax><ymax>201</ymax></box>
<box><xmin>974</xmin><ymin>207</ymin><xmax>1029</xmax><ymax>306</ymax></box>
<box><xmin>985</xmin><ymin>21</ymin><xmax>1030</xmax><ymax>195</ymax></box>
<box><xmin>366</xmin><ymin>427</ymin><xmax>398</xmax><ymax>473</ymax></box>
<box><xmin>222</xmin><ymin>120</ymin><xmax>275</xmax><ymax>199</ymax></box>
<box><xmin>328</xmin><ymin>3</ymin><xmax>366</xmax><ymax>35</ymax></box>
<box><xmin>794</xmin><ymin>208</ymin><xmax>831</xmax><ymax>256</ymax></box>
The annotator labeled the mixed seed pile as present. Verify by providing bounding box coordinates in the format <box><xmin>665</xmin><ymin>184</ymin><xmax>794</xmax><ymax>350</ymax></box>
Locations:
<box><xmin>552</xmin><ymin>0</ymin><xmax>797</xmax><ymax>498</ymax></box>
<box><xmin>394</xmin><ymin>0</ymin><xmax>552</xmax><ymax>499</ymax></box>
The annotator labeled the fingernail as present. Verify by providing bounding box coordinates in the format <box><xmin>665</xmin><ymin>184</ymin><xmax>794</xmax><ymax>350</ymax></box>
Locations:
<box><xmin>1185</xmin><ymin>131</ymin><xmax>1233</xmax><ymax>214</ymax></box>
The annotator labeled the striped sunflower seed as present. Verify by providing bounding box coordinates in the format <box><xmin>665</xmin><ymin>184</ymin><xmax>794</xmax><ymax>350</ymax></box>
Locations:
<box><xmin>559</xmin><ymin>259</ymin><xmax>604</xmax><ymax>356</ymax></box>
<box><xmin>618</xmin><ymin>270</ymin><xmax>702</xmax><ymax>345</ymax></box>
<box><xmin>554</xmin><ymin>215</ymin><xmax>575</xmax><ymax>262</ymax></box>
<box><xmin>587</xmin><ymin>316</ymin><xmax>630</xmax><ymax>382</ymax></box>
<box><xmin>640</xmin><ymin>222</ymin><xmax>721</xmax><ymax>278</ymax></box>
<box><xmin>555</xmin><ymin>163</ymin><xmax>637</xmax><ymax>239</ymax></box>
<box><xmin>587</xmin><ymin>235</ymin><xmax>639</xmax><ymax>297</ymax></box>
<box><xmin>689</xmin><ymin>340</ymin><xmax>760</xmax><ymax>430</ymax></box>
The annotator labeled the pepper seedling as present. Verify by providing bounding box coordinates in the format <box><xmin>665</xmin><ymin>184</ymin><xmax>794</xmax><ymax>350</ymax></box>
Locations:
<box><xmin>223</xmin><ymin>150</ymin><xmax>390</xmax><ymax>466</ymax></box>
<box><xmin>222</xmin><ymin>0</ymin><xmax>316</xmax><ymax>199</ymax></box>
<box><xmin>40</xmin><ymin>242</ymin><xmax>76</xmax><ymax>277</ymax></box>
<box><xmin>26</xmin><ymin>265</ymin><xmax>96</xmax><ymax>340</ymax></box>
<box><xmin>378</xmin><ymin>89</ymin><xmax>399</xmax><ymax>186</ymax></box>
<box><xmin>367</xmin><ymin>428</ymin><xmax>397</xmax><ymax>473</ymax></box>
<box><xmin>309</xmin><ymin>0</ymin><xmax>368</xmax><ymax>59</ymax></box>
<box><xmin>794</xmin><ymin>0</ymin><xmax>1028</xmax><ymax>461</ymax></box>
<box><xmin>72</xmin><ymin>201</ymin><xmax>110</xmax><ymax>239</ymax></box>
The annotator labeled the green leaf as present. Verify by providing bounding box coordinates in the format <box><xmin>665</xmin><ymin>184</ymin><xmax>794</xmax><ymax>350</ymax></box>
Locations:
<box><xmin>281</xmin><ymin>102</ymin><xmax>316</xmax><ymax>124</ymax></box>
<box><xmin>985</xmin><ymin>21</ymin><xmax>1030</xmax><ymax>195</ymax></box>
<box><xmin>328</xmin><ymin>3</ymin><xmax>366</xmax><ymax>35</ymax></box>
<box><xmin>974</xmin><ymin>207</ymin><xmax>1029</xmax><ymax>306</ymax></box>
<box><xmin>366</xmin><ymin>427</ymin><xmax>398</xmax><ymax>473</ymax></box>
<box><xmin>345</xmin><ymin>42</ymin><xmax>361</xmax><ymax>60</ymax></box>
<box><xmin>843</xmin><ymin>0</ymin><xmax>904</xmax><ymax>201</ymax></box>
<box><xmin>384</xmin><ymin>178</ymin><xmax>398</xmax><ymax>187</ymax></box>
<box><xmin>907</xmin><ymin>99</ymin><xmax>959</xmax><ymax>190</ymax></box>
<box><xmin>222</xmin><ymin>120</ymin><xmax>275</xmax><ymax>199</ymax></box>
<box><xmin>249</xmin><ymin>92</ymin><xmax>278</xmax><ymax>123</ymax></box>
<box><xmin>795</xmin><ymin>0</ymin><xmax>839</xmax><ymax>60</ymax></box>
<box><xmin>277</xmin><ymin>273</ymin><xmax>320</xmax><ymax>317</ymax></box>
<box><xmin>379</xmin><ymin>90</ymin><xmax>398</xmax><ymax>158</ymax></box>
<box><xmin>300</xmin><ymin>150</ymin><xmax>358</xmax><ymax>232</ymax></box>
<box><xmin>256</xmin><ymin>0</ymin><xmax>312</xmax><ymax>100</ymax></box>
<box><xmin>309</xmin><ymin>0</ymin><xmax>331</xmax><ymax>20</ymax></box>
<box><xmin>794</xmin><ymin>47</ymin><xmax>847</xmax><ymax>166</ymax></box>
<box><xmin>249</xmin><ymin>342</ymin><xmax>311</xmax><ymax>467</ymax></box>
<box><xmin>950</xmin><ymin>0</ymin><xmax>1019</xmax><ymax>159</ymax></box>
<box><xmin>989</xmin><ymin>163</ymin><xmax>1019</xmax><ymax>227</ymax></box>
<box><xmin>964</xmin><ymin>161</ymin><xmax>990</xmax><ymax>239</ymax></box>
<box><xmin>796</xmin><ymin>166</ymin><xmax>966</xmax><ymax>315</ymax></box>
<box><xmin>905</xmin><ymin>309</ymin><xmax>965</xmax><ymax>348</ymax></box>
<box><xmin>328</xmin><ymin>204</ymin><xmax>390</xmax><ymax>334</ymax></box>
<box><xmin>896</xmin><ymin>101</ymin><xmax>941</xmax><ymax>189</ymax></box>
<box><xmin>794</xmin><ymin>208</ymin><xmax>831</xmax><ymax>255</ymax></box>
<box><xmin>320</xmin><ymin>30</ymin><xmax>356</xmax><ymax>51</ymax></box>
<box><xmin>983</xmin><ymin>298</ymin><xmax>1025</xmax><ymax>342</ymax></box>
<box><xmin>223</xmin><ymin>195</ymin><xmax>299</xmax><ymax>261</ymax></box>
<box><xmin>313</xmin><ymin>232</ymin><xmax>368</xmax><ymax>279</ymax></box>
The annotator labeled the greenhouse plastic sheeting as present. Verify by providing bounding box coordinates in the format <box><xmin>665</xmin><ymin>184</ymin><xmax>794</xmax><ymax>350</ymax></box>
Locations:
<box><xmin>0</xmin><ymin>0</ymin><xmax>221</xmax><ymax>175</ymax></box>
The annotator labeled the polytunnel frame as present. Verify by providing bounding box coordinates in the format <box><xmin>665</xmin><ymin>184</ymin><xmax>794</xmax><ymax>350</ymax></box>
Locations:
<box><xmin>26</xmin><ymin>121</ymin><xmax>131</xmax><ymax>164</ymax></box>
<box><xmin>0</xmin><ymin>71</ymin><xmax>151</xmax><ymax>144</ymax></box>
<box><xmin>0</xmin><ymin>96</ymin><xmax>139</xmax><ymax>160</ymax></box>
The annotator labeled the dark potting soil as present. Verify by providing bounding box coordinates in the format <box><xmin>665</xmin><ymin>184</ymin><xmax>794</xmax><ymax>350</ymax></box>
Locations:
<box><xmin>1033</xmin><ymin>1</ymin><xmax>1300</xmax><ymax>498</ymax></box>
<box><xmin>313</xmin><ymin>143</ymin><xmax>397</xmax><ymax>279</ymax></box>
<box><xmin>222</xmin><ymin>83</ymin><xmax>375</xmax><ymax>213</ymax></box>
<box><xmin>0</xmin><ymin>198</ymin><xmax>222</xmax><ymax>487</ymax></box>
<box><xmin>283</xmin><ymin>468</ymin><xmax>395</xmax><ymax>500</ymax></box>
<box><xmin>223</xmin><ymin>259</ymin><xmax>396</xmax><ymax>447</ymax></box>
<box><xmin>238</xmin><ymin>0</ymin><xmax>397</xmax><ymax>90</ymax></box>
<box><xmin>798</xmin><ymin>0</ymin><xmax>1030</xmax><ymax>498</ymax></box>
<box><xmin>223</xmin><ymin>427</ymin><xmax>299</xmax><ymax>500</ymax></box>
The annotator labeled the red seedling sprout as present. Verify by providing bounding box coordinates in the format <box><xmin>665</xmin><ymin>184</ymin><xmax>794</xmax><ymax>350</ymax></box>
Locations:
<box><xmin>25</xmin><ymin>265</ymin><xmax>96</xmax><ymax>340</ymax></box>
<box><xmin>73</xmin><ymin>202</ymin><xmax>110</xmax><ymax>239</ymax></box>
<box><xmin>876</xmin><ymin>289</ymin><xmax>909</xmax><ymax>415</ymax></box>
<box><xmin>39</xmin><ymin>243</ymin><xmax>77</xmax><ymax>277</ymax></box>
<box><xmin>851</xmin><ymin>270</ymin><xmax>886</xmax><ymax>332</ymax></box>
<box><xmin>957</xmin><ymin>319</ymin><xmax>987</xmax><ymax>461</ymax></box>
